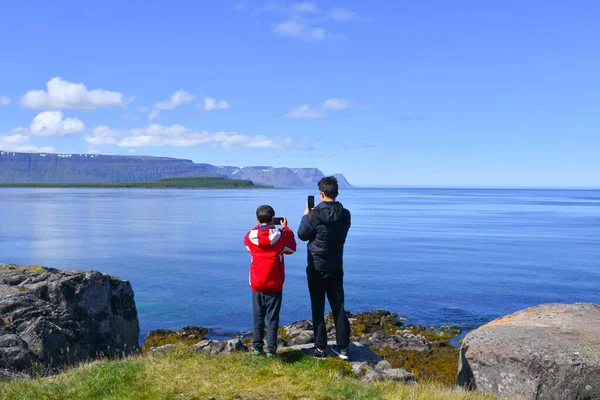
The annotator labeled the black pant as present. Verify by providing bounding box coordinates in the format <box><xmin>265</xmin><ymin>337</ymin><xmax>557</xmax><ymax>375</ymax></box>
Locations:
<box><xmin>252</xmin><ymin>291</ymin><xmax>282</xmax><ymax>353</ymax></box>
<box><xmin>307</xmin><ymin>268</ymin><xmax>350</xmax><ymax>349</ymax></box>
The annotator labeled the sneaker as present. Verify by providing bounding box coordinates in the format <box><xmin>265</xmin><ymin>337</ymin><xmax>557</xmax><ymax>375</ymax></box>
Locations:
<box><xmin>312</xmin><ymin>346</ymin><xmax>326</xmax><ymax>359</ymax></box>
<box><xmin>253</xmin><ymin>348</ymin><xmax>265</xmax><ymax>356</ymax></box>
<box><xmin>266</xmin><ymin>352</ymin><xmax>277</xmax><ymax>358</ymax></box>
<box><xmin>332</xmin><ymin>346</ymin><xmax>349</xmax><ymax>360</ymax></box>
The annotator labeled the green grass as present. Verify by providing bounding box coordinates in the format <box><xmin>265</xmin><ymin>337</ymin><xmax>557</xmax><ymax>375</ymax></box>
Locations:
<box><xmin>0</xmin><ymin>177</ymin><xmax>269</xmax><ymax>189</ymax></box>
<box><xmin>0</xmin><ymin>347</ymin><xmax>499</xmax><ymax>400</ymax></box>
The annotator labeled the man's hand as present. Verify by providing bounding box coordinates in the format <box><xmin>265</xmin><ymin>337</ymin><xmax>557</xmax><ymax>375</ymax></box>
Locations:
<box><xmin>280</xmin><ymin>216</ymin><xmax>288</xmax><ymax>228</ymax></box>
<box><xmin>304</xmin><ymin>202</ymin><xmax>311</xmax><ymax>216</ymax></box>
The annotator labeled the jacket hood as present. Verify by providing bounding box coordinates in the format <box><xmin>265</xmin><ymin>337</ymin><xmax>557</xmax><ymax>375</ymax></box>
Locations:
<box><xmin>248</xmin><ymin>225</ymin><xmax>282</xmax><ymax>249</ymax></box>
<box><xmin>314</xmin><ymin>201</ymin><xmax>346</xmax><ymax>224</ymax></box>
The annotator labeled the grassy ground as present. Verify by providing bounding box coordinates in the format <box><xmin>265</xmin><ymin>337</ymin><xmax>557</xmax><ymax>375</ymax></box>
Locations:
<box><xmin>0</xmin><ymin>347</ymin><xmax>498</xmax><ymax>400</ymax></box>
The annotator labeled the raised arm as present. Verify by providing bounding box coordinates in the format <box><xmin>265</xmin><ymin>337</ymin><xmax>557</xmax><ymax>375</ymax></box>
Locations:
<box><xmin>298</xmin><ymin>212</ymin><xmax>317</xmax><ymax>242</ymax></box>
<box><xmin>281</xmin><ymin>226</ymin><xmax>297</xmax><ymax>254</ymax></box>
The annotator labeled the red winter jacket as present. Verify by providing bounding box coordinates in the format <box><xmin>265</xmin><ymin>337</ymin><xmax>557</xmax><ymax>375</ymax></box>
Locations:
<box><xmin>244</xmin><ymin>225</ymin><xmax>297</xmax><ymax>292</ymax></box>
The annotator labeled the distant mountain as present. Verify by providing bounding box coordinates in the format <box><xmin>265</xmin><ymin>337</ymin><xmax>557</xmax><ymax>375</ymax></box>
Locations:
<box><xmin>0</xmin><ymin>151</ymin><xmax>352</xmax><ymax>188</ymax></box>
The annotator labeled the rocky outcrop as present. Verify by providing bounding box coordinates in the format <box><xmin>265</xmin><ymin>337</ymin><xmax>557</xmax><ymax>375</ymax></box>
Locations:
<box><xmin>353</xmin><ymin>360</ymin><xmax>417</xmax><ymax>383</ymax></box>
<box><xmin>143</xmin><ymin>328</ymin><xmax>247</xmax><ymax>356</ymax></box>
<box><xmin>0</xmin><ymin>264</ymin><xmax>140</xmax><ymax>377</ymax></box>
<box><xmin>458</xmin><ymin>303</ymin><xmax>600</xmax><ymax>399</ymax></box>
<box><xmin>143</xmin><ymin>310</ymin><xmax>461</xmax><ymax>384</ymax></box>
<box><xmin>190</xmin><ymin>339</ymin><xmax>246</xmax><ymax>355</ymax></box>
<box><xmin>280</xmin><ymin>320</ymin><xmax>314</xmax><ymax>346</ymax></box>
<box><xmin>361</xmin><ymin>330</ymin><xmax>431</xmax><ymax>352</ymax></box>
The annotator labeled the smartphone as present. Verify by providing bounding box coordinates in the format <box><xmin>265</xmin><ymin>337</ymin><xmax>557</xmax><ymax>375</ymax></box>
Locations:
<box><xmin>273</xmin><ymin>217</ymin><xmax>283</xmax><ymax>225</ymax></box>
<box><xmin>308</xmin><ymin>195</ymin><xmax>315</xmax><ymax>209</ymax></box>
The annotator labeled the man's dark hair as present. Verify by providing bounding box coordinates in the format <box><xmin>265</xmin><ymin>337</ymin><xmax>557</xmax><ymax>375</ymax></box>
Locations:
<box><xmin>256</xmin><ymin>205</ymin><xmax>275</xmax><ymax>223</ymax></box>
<box><xmin>318</xmin><ymin>176</ymin><xmax>339</xmax><ymax>199</ymax></box>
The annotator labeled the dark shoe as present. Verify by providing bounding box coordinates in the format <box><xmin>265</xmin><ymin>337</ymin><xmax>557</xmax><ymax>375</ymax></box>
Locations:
<box><xmin>266</xmin><ymin>352</ymin><xmax>278</xmax><ymax>358</ymax></box>
<box><xmin>332</xmin><ymin>346</ymin><xmax>349</xmax><ymax>360</ymax></box>
<box><xmin>312</xmin><ymin>346</ymin><xmax>326</xmax><ymax>359</ymax></box>
<box><xmin>253</xmin><ymin>347</ymin><xmax>265</xmax><ymax>356</ymax></box>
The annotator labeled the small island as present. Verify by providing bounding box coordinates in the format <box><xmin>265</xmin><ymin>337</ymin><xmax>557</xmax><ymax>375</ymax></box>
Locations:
<box><xmin>0</xmin><ymin>177</ymin><xmax>270</xmax><ymax>189</ymax></box>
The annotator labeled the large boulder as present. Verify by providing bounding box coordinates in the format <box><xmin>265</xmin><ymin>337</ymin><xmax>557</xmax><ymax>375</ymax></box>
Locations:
<box><xmin>458</xmin><ymin>303</ymin><xmax>600</xmax><ymax>399</ymax></box>
<box><xmin>0</xmin><ymin>264</ymin><xmax>140</xmax><ymax>376</ymax></box>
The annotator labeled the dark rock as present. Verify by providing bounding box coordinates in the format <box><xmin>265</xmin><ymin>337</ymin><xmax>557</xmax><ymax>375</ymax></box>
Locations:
<box><xmin>280</xmin><ymin>320</ymin><xmax>314</xmax><ymax>346</ymax></box>
<box><xmin>352</xmin><ymin>359</ymin><xmax>416</xmax><ymax>383</ymax></box>
<box><xmin>344</xmin><ymin>310</ymin><xmax>405</xmax><ymax>339</ymax></box>
<box><xmin>190</xmin><ymin>339</ymin><xmax>246</xmax><ymax>355</ymax></box>
<box><xmin>374</xmin><ymin>360</ymin><xmax>392</xmax><ymax>371</ymax></box>
<box><xmin>0</xmin><ymin>264</ymin><xmax>140</xmax><ymax>376</ymax></box>
<box><xmin>362</xmin><ymin>330</ymin><xmax>431</xmax><ymax>352</ymax></box>
<box><xmin>458</xmin><ymin>303</ymin><xmax>600</xmax><ymax>400</ymax></box>
<box><xmin>149</xmin><ymin>344</ymin><xmax>176</xmax><ymax>356</ymax></box>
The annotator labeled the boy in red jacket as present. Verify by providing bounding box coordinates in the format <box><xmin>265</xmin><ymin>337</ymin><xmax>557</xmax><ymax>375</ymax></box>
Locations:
<box><xmin>244</xmin><ymin>205</ymin><xmax>297</xmax><ymax>357</ymax></box>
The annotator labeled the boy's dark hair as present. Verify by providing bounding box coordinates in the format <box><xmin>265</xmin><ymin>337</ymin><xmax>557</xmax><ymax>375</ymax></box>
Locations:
<box><xmin>318</xmin><ymin>176</ymin><xmax>339</xmax><ymax>199</ymax></box>
<box><xmin>256</xmin><ymin>205</ymin><xmax>275</xmax><ymax>223</ymax></box>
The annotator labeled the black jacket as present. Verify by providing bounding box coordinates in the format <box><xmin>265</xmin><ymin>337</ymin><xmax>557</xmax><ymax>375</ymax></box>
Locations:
<box><xmin>298</xmin><ymin>201</ymin><xmax>351</xmax><ymax>272</ymax></box>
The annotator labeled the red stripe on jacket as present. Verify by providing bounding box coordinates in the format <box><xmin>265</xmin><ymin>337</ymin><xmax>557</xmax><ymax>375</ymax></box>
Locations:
<box><xmin>244</xmin><ymin>225</ymin><xmax>297</xmax><ymax>292</ymax></box>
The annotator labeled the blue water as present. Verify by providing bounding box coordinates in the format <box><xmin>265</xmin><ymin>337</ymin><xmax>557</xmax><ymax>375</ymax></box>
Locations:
<box><xmin>1</xmin><ymin>188</ymin><xmax>599</xmax><ymax>341</ymax></box>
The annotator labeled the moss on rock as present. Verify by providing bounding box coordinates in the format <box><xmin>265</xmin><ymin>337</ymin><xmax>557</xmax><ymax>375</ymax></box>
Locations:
<box><xmin>142</xmin><ymin>326</ymin><xmax>209</xmax><ymax>353</ymax></box>
<box><xmin>340</xmin><ymin>310</ymin><xmax>462</xmax><ymax>385</ymax></box>
<box><xmin>403</xmin><ymin>325</ymin><xmax>461</xmax><ymax>344</ymax></box>
<box><xmin>377</xmin><ymin>344</ymin><xmax>459</xmax><ymax>385</ymax></box>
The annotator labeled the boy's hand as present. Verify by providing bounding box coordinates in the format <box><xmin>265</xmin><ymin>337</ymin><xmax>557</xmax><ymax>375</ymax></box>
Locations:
<box><xmin>280</xmin><ymin>217</ymin><xmax>288</xmax><ymax>228</ymax></box>
<box><xmin>304</xmin><ymin>202</ymin><xmax>310</xmax><ymax>215</ymax></box>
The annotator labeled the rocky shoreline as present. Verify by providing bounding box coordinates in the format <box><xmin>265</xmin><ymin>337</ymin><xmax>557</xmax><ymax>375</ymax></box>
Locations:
<box><xmin>2</xmin><ymin>264</ymin><xmax>599</xmax><ymax>399</ymax></box>
<box><xmin>143</xmin><ymin>309</ymin><xmax>462</xmax><ymax>385</ymax></box>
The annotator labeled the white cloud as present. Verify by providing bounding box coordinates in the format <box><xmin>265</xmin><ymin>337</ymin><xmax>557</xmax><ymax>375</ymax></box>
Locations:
<box><xmin>84</xmin><ymin>123</ymin><xmax>292</xmax><ymax>150</ymax></box>
<box><xmin>284</xmin><ymin>98</ymin><xmax>351</xmax><ymax>118</ymax></box>
<box><xmin>149</xmin><ymin>90</ymin><xmax>195</xmax><ymax>120</ymax></box>
<box><xmin>29</xmin><ymin>111</ymin><xmax>85</xmax><ymax>137</ymax></box>
<box><xmin>0</xmin><ymin>97</ymin><xmax>10</xmax><ymax>106</ymax></box>
<box><xmin>148</xmin><ymin>109</ymin><xmax>161</xmax><ymax>121</ymax></box>
<box><xmin>273</xmin><ymin>20</ymin><xmax>326</xmax><ymax>41</ymax></box>
<box><xmin>21</xmin><ymin>77</ymin><xmax>130</xmax><ymax>110</ymax></box>
<box><xmin>232</xmin><ymin>1</ymin><xmax>247</xmax><ymax>10</ymax></box>
<box><xmin>202</xmin><ymin>97</ymin><xmax>230</xmax><ymax>111</ymax></box>
<box><xmin>85</xmin><ymin>125</ymin><xmax>118</xmax><ymax>145</ymax></box>
<box><xmin>284</xmin><ymin>105</ymin><xmax>324</xmax><ymax>119</ymax></box>
<box><xmin>0</xmin><ymin>134</ymin><xmax>54</xmax><ymax>153</ymax></box>
<box><xmin>330</xmin><ymin>7</ymin><xmax>359</xmax><ymax>22</ymax></box>
<box><xmin>153</xmin><ymin>90</ymin><xmax>195</xmax><ymax>111</ymax></box>
<box><xmin>323</xmin><ymin>98</ymin><xmax>350</xmax><ymax>111</ymax></box>
<box><xmin>291</xmin><ymin>2</ymin><xmax>319</xmax><ymax>13</ymax></box>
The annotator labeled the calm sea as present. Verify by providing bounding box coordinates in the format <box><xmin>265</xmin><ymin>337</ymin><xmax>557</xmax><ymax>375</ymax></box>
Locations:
<box><xmin>1</xmin><ymin>188</ymin><xmax>599</xmax><ymax>340</ymax></box>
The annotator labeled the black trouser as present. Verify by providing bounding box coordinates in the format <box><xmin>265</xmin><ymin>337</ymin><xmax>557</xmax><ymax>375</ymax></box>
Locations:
<box><xmin>307</xmin><ymin>268</ymin><xmax>350</xmax><ymax>349</ymax></box>
<box><xmin>252</xmin><ymin>291</ymin><xmax>282</xmax><ymax>353</ymax></box>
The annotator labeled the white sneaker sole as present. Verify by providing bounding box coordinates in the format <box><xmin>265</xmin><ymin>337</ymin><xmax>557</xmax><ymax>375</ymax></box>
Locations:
<box><xmin>331</xmin><ymin>348</ymin><xmax>349</xmax><ymax>360</ymax></box>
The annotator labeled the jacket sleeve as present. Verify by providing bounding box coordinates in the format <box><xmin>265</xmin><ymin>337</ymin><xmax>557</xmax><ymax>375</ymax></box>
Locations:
<box><xmin>243</xmin><ymin>232</ymin><xmax>252</xmax><ymax>253</ymax></box>
<box><xmin>297</xmin><ymin>212</ymin><xmax>318</xmax><ymax>242</ymax></box>
<box><xmin>281</xmin><ymin>227</ymin><xmax>297</xmax><ymax>254</ymax></box>
<box><xmin>343</xmin><ymin>209</ymin><xmax>351</xmax><ymax>240</ymax></box>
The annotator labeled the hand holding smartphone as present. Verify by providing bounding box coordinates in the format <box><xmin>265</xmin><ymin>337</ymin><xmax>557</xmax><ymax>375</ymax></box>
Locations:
<box><xmin>308</xmin><ymin>195</ymin><xmax>315</xmax><ymax>209</ymax></box>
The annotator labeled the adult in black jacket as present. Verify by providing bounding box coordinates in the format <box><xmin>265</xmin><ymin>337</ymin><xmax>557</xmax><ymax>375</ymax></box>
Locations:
<box><xmin>298</xmin><ymin>176</ymin><xmax>351</xmax><ymax>360</ymax></box>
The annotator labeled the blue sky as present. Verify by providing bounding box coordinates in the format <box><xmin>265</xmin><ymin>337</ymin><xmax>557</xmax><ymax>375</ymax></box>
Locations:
<box><xmin>0</xmin><ymin>1</ymin><xmax>599</xmax><ymax>187</ymax></box>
